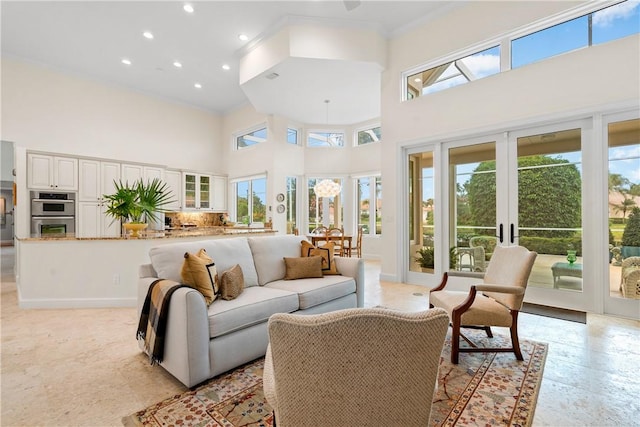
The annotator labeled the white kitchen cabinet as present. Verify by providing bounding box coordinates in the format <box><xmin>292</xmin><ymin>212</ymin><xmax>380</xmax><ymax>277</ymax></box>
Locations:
<box><xmin>164</xmin><ymin>170</ymin><xmax>182</xmax><ymax>211</ymax></box>
<box><xmin>77</xmin><ymin>202</ymin><xmax>120</xmax><ymax>238</ymax></box>
<box><xmin>121</xmin><ymin>164</ymin><xmax>143</xmax><ymax>185</ymax></box>
<box><xmin>212</xmin><ymin>176</ymin><xmax>227</xmax><ymax>211</ymax></box>
<box><xmin>78</xmin><ymin>160</ymin><xmax>122</xmax><ymax>237</ymax></box>
<box><xmin>183</xmin><ymin>172</ymin><xmax>213</xmax><ymax>210</ymax></box>
<box><xmin>121</xmin><ymin>163</ymin><xmax>165</xmax><ymax>185</ymax></box>
<box><xmin>28</xmin><ymin>153</ymin><xmax>78</xmax><ymax>190</ymax></box>
<box><xmin>79</xmin><ymin>159</ymin><xmax>121</xmax><ymax>201</ymax></box>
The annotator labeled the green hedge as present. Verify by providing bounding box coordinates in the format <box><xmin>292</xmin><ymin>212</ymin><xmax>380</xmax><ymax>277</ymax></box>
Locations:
<box><xmin>519</xmin><ymin>236</ymin><xmax>582</xmax><ymax>256</ymax></box>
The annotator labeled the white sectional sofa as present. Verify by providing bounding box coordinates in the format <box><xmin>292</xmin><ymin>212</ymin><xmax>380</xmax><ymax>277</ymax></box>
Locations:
<box><xmin>137</xmin><ymin>234</ymin><xmax>364</xmax><ymax>387</ymax></box>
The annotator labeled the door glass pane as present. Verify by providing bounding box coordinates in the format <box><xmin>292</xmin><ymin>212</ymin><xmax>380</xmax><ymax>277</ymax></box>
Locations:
<box><xmin>409</xmin><ymin>152</ymin><xmax>435</xmax><ymax>274</ymax></box>
<box><xmin>608</xmin><ymin>118</ymin><xmax>640</xmax><ymax>299</ymax></box>
<box><xmin>236</xmin><ymin>181</ymin><xmax>249</xmax><ymax>224</ymax></box>
<box><xmin>199</xmin><ymin>176</ymin><xmax>210</xmax><ymax>209</ymax></box>
<box><xmin>357</xmin><ymin>178</ymin><xmax>370</xmax><ymax>233</ymax></box>
<box><xmin>286</xmin><ymin>177</ymin><xmax>297</xmax><ymax>234</ymax></box>
<box><xmin>308</xmin><ymin>178</ymin><xmax>342</xmax><ymax>232</ymax></box>
<box><xmin>517</xmin><ymin>128</ymin><xmax>582</xmax><ymax>291</ymax></box>
<box><xmin>252</xmin><ymin>178</ymin><xmax>267</xmax><ymax>223</ymax></box>
<box><xmin>449</xmin><ymin>142</ymin><xmax>497</xmax><ymax>273</ymax></box>
<box><xmin>185</xmin><ymin>174</ymin><xmax>196</xmax><ymax>208</ymax></box>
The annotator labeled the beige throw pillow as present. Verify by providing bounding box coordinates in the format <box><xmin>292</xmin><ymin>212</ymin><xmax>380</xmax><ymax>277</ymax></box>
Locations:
<box><xmin>283</xmin><ymin>256</ymin><xmax>324</xmax><ymax>280</ymax></box>
<box><xmin>220</xmin><ymin>264</ymin><xmax>244</xmax><ymax>300</ymax></box>
<box><xmin>180</xmin><ymin>249</ymin><xmax>219</xmax><ymax>305</ymax></box>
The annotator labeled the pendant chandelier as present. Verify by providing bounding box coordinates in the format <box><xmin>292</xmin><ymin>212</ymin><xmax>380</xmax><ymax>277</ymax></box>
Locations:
<box><xmin>314</xmin><ymin>179</ymin><xmax>341</xmax><ymax>198</ymax></box>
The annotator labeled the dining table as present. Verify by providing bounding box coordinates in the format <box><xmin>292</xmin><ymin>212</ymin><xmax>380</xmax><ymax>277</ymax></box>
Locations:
<box><xmin>307</xmin><ymin>233</ymin><xmax>353</xmax><ymax>256</ymax></box>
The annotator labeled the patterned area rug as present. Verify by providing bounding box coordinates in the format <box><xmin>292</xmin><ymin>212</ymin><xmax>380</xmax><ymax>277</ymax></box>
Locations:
<box><xmin>123</xmin><ymin>330</ymin><xmax>547</xmax><ymax>427</ymax></box>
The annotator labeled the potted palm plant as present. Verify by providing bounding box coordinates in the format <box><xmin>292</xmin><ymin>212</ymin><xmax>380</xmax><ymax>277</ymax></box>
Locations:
<box><xmin>415</xmin><ymin>246</ymin><xmax>435</xmax><ymax>272</ymax></box>
<box><xmin>103</xmin><ymin>178</ymin><xmax>173</xmax><ymax>237</ymax></box>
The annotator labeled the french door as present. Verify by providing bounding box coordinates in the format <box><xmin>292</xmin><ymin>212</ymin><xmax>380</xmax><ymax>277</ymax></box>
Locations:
<box><xmin>506</xmin><ymin>120</ymin><xmax>593</xmax><ymax>312</ymax></box>
<box><xmin>408</xmin><ymin>120</ymin><xmax>595</xmax><ymax>312</ymax></box>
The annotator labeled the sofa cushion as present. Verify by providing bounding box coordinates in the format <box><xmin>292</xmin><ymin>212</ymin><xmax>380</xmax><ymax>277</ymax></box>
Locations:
<box><xmin>265</xmin><ymin>275</ymin><xmax>356</xmax><ymax>310</ymax></box>
<box><xmin>220</xmin><ymin>264</ymin><xmax>244</xmax><ymax>300</ymax></box>
<box><xmin>283</xmin><ymin>256</ymin><xmax>323</xmax><ymax>280</ymax></box>
<box><xmin>149</xmin><ymin>237</ymin><xmax>259</xmax><ymax>287</ymax></box>
<box><xmin>248</xmin><ymin>235</ymin><xmax>307</xmax><ymax>285</ymax></box>
<box><xmin>207</xmin><ymin>286</ymin><xmax>299</xmax><ymax>338</ymax></box>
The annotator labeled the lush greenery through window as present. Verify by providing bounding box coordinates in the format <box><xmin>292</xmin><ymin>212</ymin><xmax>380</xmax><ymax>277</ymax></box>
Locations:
<box><xmin>287</xmin><ymin>128</ymin><xmax>298</xmax><ymax>145</ymax></box>
<box><xmin>235</xmin><ymin>177</ymin><xmax>266</xmax><ymax>224</ymax></box>
<box><xmin>236</xmin><ymin>126</ymin><xmax>267</xmax><ymax>149</ymax></box>
<box><xmin>357</xmin><ymin>176</ymin><xmax>382</xmax><ymax>234</ymax></box>
<box><xmin>357</xmin><ymin>126</ymin><xmax>382</xmax><ymax>146</ymax></box>
<box><xmin>307</xmin><ymin>131</ymin><xmax>344</xmax><ymax>147</ymax></box>
<box><xmin>286</xmin><ymin>176</ymin><xmax>297</xmax><ymax>234</ymax></box>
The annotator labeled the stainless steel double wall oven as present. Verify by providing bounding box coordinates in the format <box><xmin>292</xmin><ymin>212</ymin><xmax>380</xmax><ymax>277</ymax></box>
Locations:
<box><xmin>30</xmin><ymin>191</ymin><xmax>76</xmax><ymax>236</ymax></box>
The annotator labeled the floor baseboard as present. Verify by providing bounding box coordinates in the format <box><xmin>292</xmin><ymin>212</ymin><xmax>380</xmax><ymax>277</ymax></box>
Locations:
<box><xmin>522</xmin><ymin>302</ymin><xmax>587</xmax><ymax>324</ymax></box>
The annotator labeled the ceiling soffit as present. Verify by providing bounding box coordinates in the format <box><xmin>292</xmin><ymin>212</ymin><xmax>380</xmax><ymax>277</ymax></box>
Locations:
<box><xmin>239</xmin><ymin>22</ymin><xmax>386</xmax><ymax>125</ymax></box>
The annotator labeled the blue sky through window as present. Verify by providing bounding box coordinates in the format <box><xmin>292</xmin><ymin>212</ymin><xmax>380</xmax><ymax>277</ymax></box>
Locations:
<box><xmin>512</xmin><ymin>0</ymin><xmax>639</xmax><ymax>68</ymax></box>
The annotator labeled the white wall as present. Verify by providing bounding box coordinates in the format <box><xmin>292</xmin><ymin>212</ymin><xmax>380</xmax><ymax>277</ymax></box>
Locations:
<box><xmin>380</xmin><ymin>1</ymin><xmax>640</xmax><ymax>281</ymax></box>
<box><xmin>1</xmin><ymin>58</ymin><xmax>223</xmax><ymax>173</ymax></box>
<box><xmin>1</xmin><ymin>141</ymin><xmax>14</xmax><ymax>181</ymax></box>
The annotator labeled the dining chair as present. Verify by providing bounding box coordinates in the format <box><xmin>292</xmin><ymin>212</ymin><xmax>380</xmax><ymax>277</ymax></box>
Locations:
<box><xmin>327</xmin><ymin>227</ymin><xmax>345</xmax><ymax>256</ymax></box>
<box><xmin>343</xmin><ymin>226</ymin><xmax>363</xmax><ymax>257</ymax></box>
<box><xmin>311</xmin><ymin>226</ymin><xmax>328</xmax><ymax>235</ymax></box>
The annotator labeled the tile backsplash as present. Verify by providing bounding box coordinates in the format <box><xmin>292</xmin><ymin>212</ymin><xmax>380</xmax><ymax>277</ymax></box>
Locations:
<box><xmin>166</xmin><ymin>212</ymin><xmax>225</xmax><ymax>227</ymax></box>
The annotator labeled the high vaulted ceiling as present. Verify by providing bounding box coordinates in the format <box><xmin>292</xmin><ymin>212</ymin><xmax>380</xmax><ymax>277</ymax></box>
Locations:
<box><xmin>1</xmin><ymin>1</ymin><xmax>452</xmax><ymax>124</ymax></box>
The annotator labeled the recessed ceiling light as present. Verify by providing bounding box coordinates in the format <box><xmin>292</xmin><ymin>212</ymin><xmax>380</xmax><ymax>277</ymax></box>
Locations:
<box><xmin>173</xmin><ymin>61</ymin><xmax>183</xmax><ymax>68</ymax></box>
<box><xmin>414</xmin><ymin>77</ymin><xmax>422</xmax><ymax>82</ymax></box>
<box><xmin>238</xmin><ymin>34</ymin><xmax>249</xmax><ymax>41</ymax></box>
<box><xmin>194</xmin><ymin>83</ymin><xmax>202</xmax><ymax>89</ymax></box>
<box><xmin>121</xmin><ymin>58</ymin><xmax>132</xmax><ymax>65</ymax></box>
<box><xmin>143</xmin><ymin>31</ymin><xmax>154</xmax><ymax>40</ymax></box>
<box><xmin>222</xmin><ymin>64</ymin><xmax>230</xmax><ymax>71</ymax></box>
<box><xmin>183</xmin><ymin>4</ymin><xmax>194</xmax><ymax>13</ymax></box>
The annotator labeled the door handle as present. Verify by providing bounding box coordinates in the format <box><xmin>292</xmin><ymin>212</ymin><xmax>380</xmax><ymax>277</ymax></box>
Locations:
<box><xmin>498</xmin><ymin>224</ymin><xmax>504</xmax><ymax>243</ymax></box>
<box><xmin>510</xmin><ymin>223</ymin><xmax>519</xmax><ymax>244</ymax></box>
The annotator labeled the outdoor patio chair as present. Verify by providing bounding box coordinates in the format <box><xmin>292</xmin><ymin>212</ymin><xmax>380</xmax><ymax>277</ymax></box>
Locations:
<box><xmin>620</xmin><ymin>256</ymin><xmax>640</xmax><ymax>299</ymax></box>
<box><xmin>470</xmin><ymin>235</ymin><xmax>498</xmax><ymax>261</ymax></box>
<box><xmin>429</xmin><ymin>245</ymin><xmax>537</xmax><ymax>363</ymax></box>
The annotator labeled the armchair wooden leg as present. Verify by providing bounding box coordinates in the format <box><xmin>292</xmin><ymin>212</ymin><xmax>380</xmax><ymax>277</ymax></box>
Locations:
<box><xmin>483</xmin><ymin>326</ymin><xmax>493</xmax><ymax>338</ymax></box>
<box><xmin>510</xmin><ymin>311</ymin><xmax>524</xmax><ymax>360</ymax></box>
<box><xmin>451</xmin><ymin>317</ymin><xmax>461</xmax><ymax>364</ymax></box>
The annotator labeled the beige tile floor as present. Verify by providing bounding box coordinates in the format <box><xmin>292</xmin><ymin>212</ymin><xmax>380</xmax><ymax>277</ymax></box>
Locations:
<box><xmin>1</xmin><ymin>245</ymin><xmax>639</xmax><ymax>426</ymax></box>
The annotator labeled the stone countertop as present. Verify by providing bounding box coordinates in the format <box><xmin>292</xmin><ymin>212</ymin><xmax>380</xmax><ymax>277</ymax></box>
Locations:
<box><xmin>17</xmin><ymin>227</ymin><xmax>277</xmax><ymax>241</ymax></box>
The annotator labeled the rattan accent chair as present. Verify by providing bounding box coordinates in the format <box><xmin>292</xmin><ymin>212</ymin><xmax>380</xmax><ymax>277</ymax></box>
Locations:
<box><xmin>430</xmin><ymin>245</ymin><xmax>537</xmax><ymax>364</ymax></box>
<box><xmin>263</xmin><ymin>307</ymin><xmax>449</xmax><ymax>427</ymax></box>
<box><xmin>620</xmin><ymin>256</ymin><xmax>640</xmax><ymax>299</ymax></box>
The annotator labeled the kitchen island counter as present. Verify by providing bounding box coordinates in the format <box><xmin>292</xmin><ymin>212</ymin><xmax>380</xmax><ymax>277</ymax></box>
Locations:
<box><xmin>15</xmin><ymin>229</ymin><xmax>279</xmax><ymax>309</ymax></box>
<box><xmin>17</xmin><ymin>226</ymin><xmax>276</xmax><ymax>241</ymax></box>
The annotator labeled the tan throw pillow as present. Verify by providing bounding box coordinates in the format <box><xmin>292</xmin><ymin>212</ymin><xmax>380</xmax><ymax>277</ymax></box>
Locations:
<box><xmin>181</xmin><ymin>249</ymin><xmax>219</xmax><ymax>305</ymax></box>
<box><xmin>283</xmin><ymin>256</ymin><xmax>323</xmax><ymax>280</ymax></box>
<box><xmin>301</xmin><ymin>240</ymin><xmax>339</xmax><ymax>275</ymax></box>
<box><xmin>220</xmin><ymin>264</ymin><xmax>244</xmax><ymax>300</ymax></box>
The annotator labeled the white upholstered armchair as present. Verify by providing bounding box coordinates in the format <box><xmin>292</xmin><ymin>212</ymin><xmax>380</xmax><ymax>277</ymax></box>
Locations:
<box><xmin>263</xmin><ymin>307</ymin><xmax>449</xmax><ymax>427</ymax></box>
<box><xmin>430</xmin><ymin>245</ymin><xmax>537</xmax><ymax>364</ymax></box>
